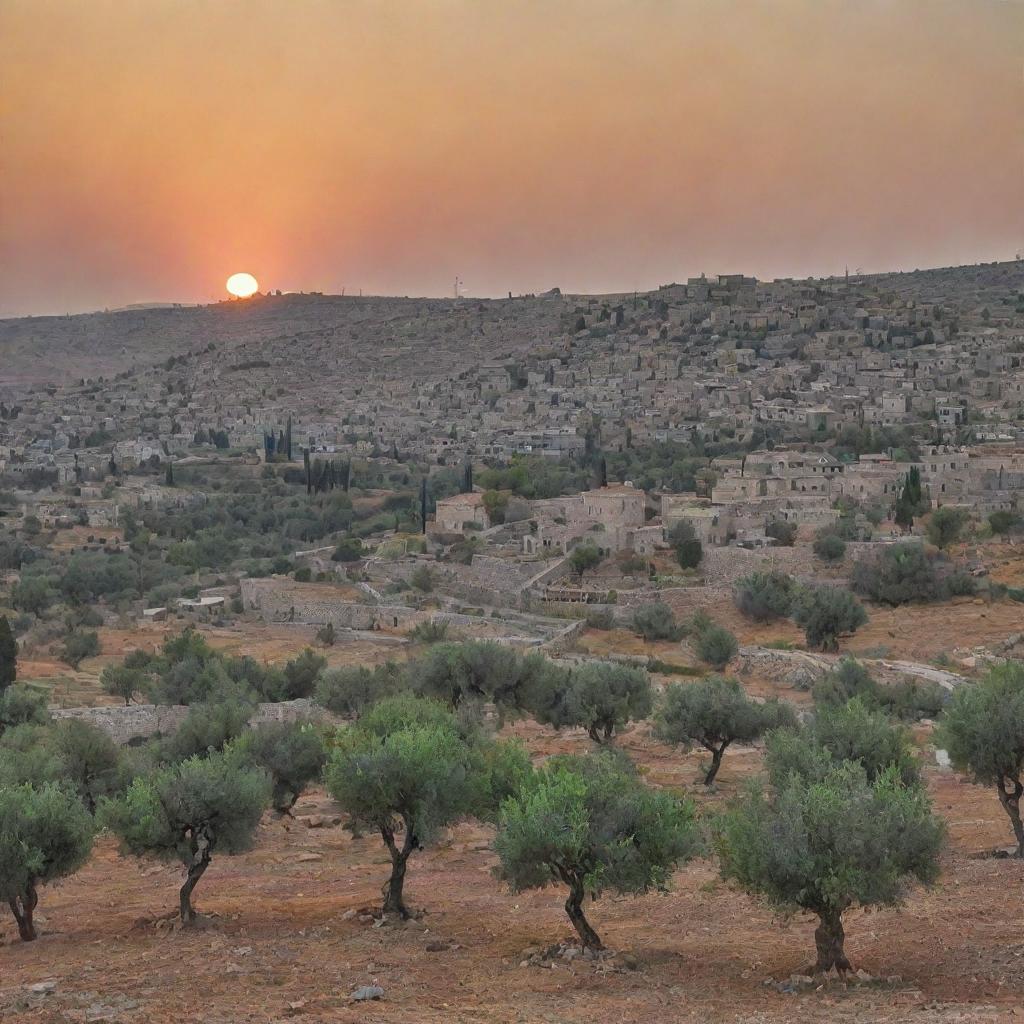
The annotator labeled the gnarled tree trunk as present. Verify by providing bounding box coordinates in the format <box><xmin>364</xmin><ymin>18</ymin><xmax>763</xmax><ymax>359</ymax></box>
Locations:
<box><xmin>381</xmin><ymin>818</ymin><xmax>417</xmax><ymax>918</ymax></box>
<box><xmin>996</xmin><ymin>774</ymin><xmax>1024</xmax><ymax>858</ymax></box>
<box><xmin>701</xmin><ymin>739</ymin><xmax>729</xmax><ymax>786</ymax></box>
<box><xmin>179</xmin><ymin>828</ymin><xmax>213</xmax><ymax>924</ymax></box>
<box><xmin>563</xmin><ymin>875</ymin><xmax>603</xmax><ymax>950</ymax></box>
<box><xmin>9</xmin><ymin>883</ymin><xmax>38</xmax><ymax>942</ymax></box>
<box><xmin>813</xmin><ymin>908</ymin><xmax>851</xmax><ymax>975</ymax></box>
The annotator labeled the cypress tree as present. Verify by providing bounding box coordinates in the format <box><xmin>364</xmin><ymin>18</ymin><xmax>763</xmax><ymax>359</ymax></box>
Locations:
<box><xmin>303</xmin><ymin>450</ymin><xmax>311</xmax><ymax>495</ymax></box>
<box><xmin>165</xmin><ymin>462</ymin><xmax>175</xmax><ymax>487</ymax></box>
<box><xmin>420</xmin><ymin>478</ymin><xmax>428</xmax><ymax>534</ymax></box>
<box><xmin>285</xmin><ymin>415</ymin><xmax>293</xmax><ymax>461</ymax></box>
<box><xmin>0</xmin><ymin>615</ymin><xmax>16</xmax><ymax>690</ymax></box>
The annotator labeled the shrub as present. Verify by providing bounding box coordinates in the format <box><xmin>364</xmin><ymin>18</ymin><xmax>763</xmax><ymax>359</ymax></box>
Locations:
<box><xmin>656</xmin><ymin>676</ymin><xmax>796</xmax><ymax>785</ymax></box>
<box><xmin>792</xmin><ymin>586</ymin><xmax>867</xmax><ymax>651</ymax></box>
<box><xmin>813</xmin><ymin>658</ymin><xmax>945</xmax><ymax>721</ymax></box>
<box><xmin>331</xmin><ymin>537</ymin><xmax>364</xmax><ymax>562</ymax></box>
<box><xmin>50</xmin><ymin>719</ymin><xmax>129</xmax><ymax>813</ymax></box>
<box><xmin>767</xmin><ymin>697</ymin><xmax>920</xmax><ymax>788</ymax></box>
<box><xmin>316</xmin><ymin>622</ymin><xmax>336</xmax><ymax>647</ymax></box>
<box><xmin>243</xmin><ymin>720</ymin><xmax>326</xmax><ymax>814</ymax></box>
<box><xmin>851</xmin><ymin>543</ymin><xmax>941</xmax><ymax>605</ymax></box>
<box><xmin>989</xmin><ymin>510</ymin><xmax>1020</xmax><ymax>535</ymax></box>
<box><xmin>693</xmin><ymin>624</ymin><xmax>738</xmax><ymax>669</ymax></box>
<box><xmin>407</xmin><ymin>618</ymin><xmax>450</xmax><ymax>644</ymax></box>
<box><xmin>716</xmin><ymin>761</ymin><xmax>943</xmax><ymax>975</ymax></box>
<box><xmin>494</xmin><ymin>750</ymin><xmax>700</xmax><ymax>949</ymax></box>
<box><xmin>938</xmin><ymin>662</ymin><xmax>1024</xmax><ymax>857</ymax></box>
<box><xmin>668</xmin><ymin>520</ymin><xmax>703</xmax><ymax>569</ymax></box>
<box><xmin>104</xmin><ymin>750</ymin><xmax>270</xmax><ymax>923</ymax></box>
<box><xmin>278</xmin><ymin>649</ymin><xmax>327</xmax><ymax>701</ymax></box>
<box><xmin>325</xmin><ymin>696</ymin><xmax>528</xmax><ymax>917</ymax></box>
<box><xmin>60</xmin><ymin>629</ymin><xmax>100</xmax><ymax>669</ymax></box>
<box><xmin>765</xmin><ymin>518</ymin><xmax>797</xmax><ymax>546</ymax></box>
<box><xmin>813</xmin><ymin>530</ymin><xmax>846</xmax><ymax>563</ymax></box>
<box><xmin>161</xmin><ymin>699</ymin><xmax>253</xmax><ymax>762</ymax></box>
<box><xmin>0</xmin><ymin>783</ymin><xmax>94</xmax><ymax>940</ymax></box>
<box><xmin>10</xmin><ymin>576</ymin><xmax>56</xmax><ymax>617</ymax></box>
<box><xmin>633</xmin><ymin>602</ymin><xmax>682</xmax><ymax>641</ymax></box>
<box><xmin>0</xmin><ymin>684</ymin><xmax>49</xmax><ymax>736</ymax></box>
<box><xmin>524</xmin><ymin>660</ymin><xmax>653</xmax><ymax>744</ymax></box>
<box><xmin>733</xmin><ymin>571</ymin><xmax>796</xmax><ymax>622</ymax></box>
<box><xmin>410</xmin><ymin>565</ymin><xmax>435</xmax><ymax>592</ymax></box>
<box><xmin>584</xmin><ymin>608</ymin><xmax>615</xmax><ymax>630</ymax></box>
<box><xmin>315</xmin><ymin>663</ymin><xmax>405</xmax><ymax>717</ymax></box>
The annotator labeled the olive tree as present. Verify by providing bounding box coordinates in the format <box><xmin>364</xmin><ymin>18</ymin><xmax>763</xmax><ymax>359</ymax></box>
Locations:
<box><xmin>716</xmin><ymin>762</ymin><xmax>943</xmax><ymax>975</ymax></box>
<box><xmin>243</xmin><ymin>720</ymin><xmax>326</xmax><ymax>814</ymax></box>
<box><xmin>103</xmin><ymin>749</ymin><xmax>270</xmax><ymax>923</ymax></box>
<box><xmin>939</xmin><ymin>662</ymin><xmax>1024</xmax><ymax>856</ymax></box>
<box><xmin>656</xmin><ymin>676</ymin><xmax>795</xmax><ymax>785</ymax></box>
<box><xmin>733</xmin><ymin>571</ymin><xmax>796</xmax><ymax>622</ymax></box>
<box><xmin>100</xmin><ymin>664</ymin><xmax>146</xmax><ymax>706</ymax></box>
<box><xmin>315</xmin><ymin>662</ymin><xmax>406</xmax><ymax>717</ymax></box>
<box><xmin>325</xmin><ymin>695</ymin><xmax>528</xmax><ymax>918</ymax></box>
<box><xmin>792</xmin><ymin>585</ymin><xmax>867</xmax><ymax>652</ymax></box>
<box><xmin>414</xmin><ymin>640</ymin><xmax>530</xmax><ymax>710</ymax></box>
<box><xmin>50</xmin><ymin>718</ymin><xmax>129</xmax><ymax>813</ymax></box>
<box><xmin>632</xmin><ymin>602</ymin><xmax>682</xmax><ymax>641</ymax></box>
<box><xmin>926</xmin><ymin>506</ymin><xmax>969</xmax><ymax>550</ymax></box>
<box><xmin>494</xmin><ymin>750</ymin><xmax>700</xmax><ymax>950</ymax></box>
<box><xmin>0</xmin><ymin>783</ymin><xmax>93</xmax><ymax>941</ymax></box>
<box><xmin>523</xmin><ymin>660</ymin><xmax>653</xmax><ymax>744</ymax></box>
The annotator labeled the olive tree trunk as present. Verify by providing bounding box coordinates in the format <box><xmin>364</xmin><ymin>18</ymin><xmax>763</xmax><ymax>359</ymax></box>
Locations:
<box><xmin>996</xmin><ymin>774</ymin><xmax>1024</xmax><ymax>857</ymax></box>
<box><xmin>813</xmin><ymin>908</ymin><xmax>852</xmax><ymax>975</ymax></box>
<box><xmin>179</xmin><ymin>828</ymin><xmax>213</xmax><ymax>924</ymax></box>
<box><xmin>9</xmin><ymin>883</ymin><xmax>38</xmax><ymax>942</ymax></box>
<box><xmin>701</xmin><ymin>739</ymin><xmax>730</xmax><ymax>786</ymax></box>
<box><xmin>381</xmin><ymin>818</ymin><xmax>417</xmax><ymax>918</ymax></box>
<box><xmin>563</xmin><ymin>875</ymin><xmax>603</xmax><ymax>950</ymax></box>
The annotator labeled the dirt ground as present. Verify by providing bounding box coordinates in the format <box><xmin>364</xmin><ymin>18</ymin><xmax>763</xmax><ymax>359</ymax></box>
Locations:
<box><xmin>2</xmin><ymin>713</ymin><xmax>1023</xmax><ymax>1024</ymax></box>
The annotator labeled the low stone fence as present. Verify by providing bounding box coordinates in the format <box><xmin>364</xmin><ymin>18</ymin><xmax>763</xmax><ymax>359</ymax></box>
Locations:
<box><xmin>53</xmin><ymin>698</ymin><xmax>325</xmax><ymax>746</ymax></box>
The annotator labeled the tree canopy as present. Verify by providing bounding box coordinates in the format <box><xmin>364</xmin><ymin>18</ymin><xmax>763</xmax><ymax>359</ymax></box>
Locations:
<box><xmin>656</xmin><ymin>676</ymin><xmax>795</xmax><ymax>785</ymax></box>
<box><xmin>0</xmin><ymin>783</ymin><xmax>93</xmax><ymax>941</ymax></box>
<box><xmin>104</xmin><ymin>749</ymin><xmax>270</xmax><ymax>922</ymax></box>
<box><xmin>716</xmin><ymin>762</ymin><xmax>943</xmax><ymax>974</ymax></box>
<box><xmin>939</xmin><ymin>662</ymin><xmax>1024</xmax><ymax>856</ymax></box>
<box><xmin>494</xmin><ymin>750</ymin><xmax>700</xmax><ymax>949</ymax></box>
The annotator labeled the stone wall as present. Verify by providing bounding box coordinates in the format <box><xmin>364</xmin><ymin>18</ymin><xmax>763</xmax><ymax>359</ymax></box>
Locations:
<box><xmin>53</xmin><ymin>698</ymin><xmax>325</xmax><ymax>745</ymax></box>
<box><xmin>241</xmin><ymin>577</ymin><xmax>419</xmax><ymax>630</ymax></box>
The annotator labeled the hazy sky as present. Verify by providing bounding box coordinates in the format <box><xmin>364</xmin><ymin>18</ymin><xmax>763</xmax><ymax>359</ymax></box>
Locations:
<box><xmin>2</xmin><ymin>0</ymin><xmax>1022</xmax><ymax>316</ymax></box>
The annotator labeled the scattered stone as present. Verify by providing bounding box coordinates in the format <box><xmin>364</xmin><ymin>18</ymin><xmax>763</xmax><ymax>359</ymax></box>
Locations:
<box><xmin>296</xmin><ymin>852</ymin><xmax>322</xmax><ymax>863</ymax></box>
<box><xmin>425</xmin><ymin>940</ymin><xmax>447</xmax><ymax>952</ymax></box>
<box><xmin>351</xmin><ymin>986</ymin><xmax>384</xmax><ymax>1002</ymax></box>
<box><xmin>27</xmin><ymin>982</ymin><xmax>57</xmax><ymax>995</ymax></box>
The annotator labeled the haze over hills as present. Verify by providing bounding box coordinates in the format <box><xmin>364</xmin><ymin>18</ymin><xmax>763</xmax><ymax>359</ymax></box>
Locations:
<box><xmin>1</xmin><ymin>259</ymin><xmax>1022</xmax><ymax>389</ymax></box>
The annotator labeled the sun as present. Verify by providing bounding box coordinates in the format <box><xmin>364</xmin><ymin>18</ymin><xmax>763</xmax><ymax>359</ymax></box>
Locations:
<box><xmin>226</xmin><ymin>272</ymin><xmax>259</xmax><ymax>298</ymax></box>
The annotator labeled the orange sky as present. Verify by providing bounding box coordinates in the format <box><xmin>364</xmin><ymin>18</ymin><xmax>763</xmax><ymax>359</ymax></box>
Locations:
<box><xmin>2</xmin><ymin>0</ymin><xmax>1022</xmax><ymax>316</ymax></box>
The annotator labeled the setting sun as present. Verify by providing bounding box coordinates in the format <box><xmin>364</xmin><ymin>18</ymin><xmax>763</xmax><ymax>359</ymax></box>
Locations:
<box><xmin>226</xmin><ymin>272</ymin><xmax>259</xmax><ymax>298</ymax></box>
